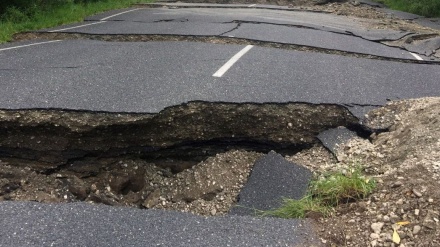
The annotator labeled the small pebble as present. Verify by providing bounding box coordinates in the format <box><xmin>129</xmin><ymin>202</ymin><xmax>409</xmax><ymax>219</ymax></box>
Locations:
<box><xmin>415</xmin><ymin>209</ymin><xmax>420</xmax><ymax>216</ymax></box>
<box><xmin>413</xmin><ymin>225</ymin><xmax>421</xmax><ymax>235</ymax></box>
<box><xmin>210</xmin><ymin>208</ymin><xmax>217</xmax><ymax>216</ymax></box>
<box><xmin>412</xmin><ymin>189</ymin><xmax>422</xmax><ymax>197</ymax></box>
<box><xmin>370</xmin><ymin>233</ymin><xmax>380</xmax><ymax>239</ymax></box>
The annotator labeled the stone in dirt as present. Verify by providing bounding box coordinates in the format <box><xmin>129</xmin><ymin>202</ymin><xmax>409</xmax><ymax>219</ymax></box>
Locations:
<box><xmin>229</xmin><ymin>151</ymin><xmax>312</xmax><ymax>215</ymax></box>
<box><xmin>67</xmin><ymin>175</ymin><xmax>90</xmax><ymax>200</ymax></box>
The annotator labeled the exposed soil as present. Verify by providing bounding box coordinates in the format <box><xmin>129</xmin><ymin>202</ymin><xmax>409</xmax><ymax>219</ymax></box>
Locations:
<box><xmin>0</xmin><ymin>150</ymin><xmax>261</xmax><ymax>216</ymax></box>
<box><xmin>0</xmin><ymin>102</ymin><xmax>357</xmax><ymax>216</ymax></box>
<box><xmin>314</xmin><ymin>97</ymin><xmax>440</xmax><ymax>247</ymax></box>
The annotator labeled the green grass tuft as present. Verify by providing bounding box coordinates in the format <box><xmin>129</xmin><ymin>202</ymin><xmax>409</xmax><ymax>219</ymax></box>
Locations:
<box><xmin>310</xmin><ymin>167</ymin><xmax>376</xmax><ymax>206</ymax></box>
<box><xmin>262</xmin><ymin>166</ymin><xmax>376</xmax><ymax>219</ymax></box>
<box><xmin>260</xmin><ymin>196</ymin><xmax>333</xmax><ymax>218</ymax></box>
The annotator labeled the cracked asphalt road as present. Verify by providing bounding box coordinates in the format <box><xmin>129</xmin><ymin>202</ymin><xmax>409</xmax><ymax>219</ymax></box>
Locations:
<box><xmin>44</xmin><ymin>7</ymin><xmax>416</xmax><ymax>59</ymax></box>
<box><xmin>0</xmin><ymin>39</ymin><xmax>439</xmax><ymax>118</ymax></box>
<box><xmin>1</xmin><ymin>3</ymin><xmax>440</xmax><ymax>246</ymax></box>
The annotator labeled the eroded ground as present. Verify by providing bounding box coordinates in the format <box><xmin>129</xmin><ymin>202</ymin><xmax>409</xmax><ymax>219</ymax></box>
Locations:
<box><xmin>315</xmin><ymin>97</ymin><xmax>440</xmax><ymax>247</ymax></box>
<box><xmin>0</xmin><ymin>102</ymin><xmax>356</xmax><ymax>215</ymax></box>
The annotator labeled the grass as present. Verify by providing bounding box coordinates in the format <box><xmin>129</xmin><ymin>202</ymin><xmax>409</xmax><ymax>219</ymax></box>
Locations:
<box><xmin>374</xmin><ymin>0</ymin><xmax>440</xmax><ymax>18</ymax></box>
<box><xmin>260</xmin><ymin>196</ymin><xmax>333</xmax><ymax>219</ymax></box>
<box><xmin>261</xmin><ymin>166</ymin><xmax>376</xmax><ymax>218</ymax></box>
<box><xmin>0</xmin><ymin>0</ymin><xmax>153</xmax><ymax>43</ymax></box>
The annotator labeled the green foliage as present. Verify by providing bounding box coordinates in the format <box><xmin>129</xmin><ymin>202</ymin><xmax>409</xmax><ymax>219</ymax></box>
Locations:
<box><xmin>0</xmin><ymin>0</ymin><xmax>153</xmax><ymax>43</ymax></box>
<box><xmin>375</xmin><ymin>0</ymin><xmax>440</xmax><ymax>18</ymax></box>
<box><xmin>259</xmin><ymin>196</ymin><xmax>332</xmax><ymax>218</ymax></box>
<box><xmin>310</xmin><ymin>167</ymin><xmax>376</xmax><ymax>206</ymax></box>
<box><xmin>262</xmin><ymin>166</ymin><xmax>376</xmax><ymax>219</ymax></box>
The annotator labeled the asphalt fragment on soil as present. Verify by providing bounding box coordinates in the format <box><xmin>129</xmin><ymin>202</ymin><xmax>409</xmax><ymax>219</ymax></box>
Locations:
<box><xmin>229</xmin><ymin>151</ymin><xmax>313</xmax><ymax>216</ymax></box>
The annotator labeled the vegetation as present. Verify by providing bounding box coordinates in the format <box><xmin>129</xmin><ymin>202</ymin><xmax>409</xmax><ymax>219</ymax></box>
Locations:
<box><xmin>374</xmin><ymin>0</ymin><xmax>440</xmax><ymax>18</ymax></box>
<box><xmin>262</xmin><ymin>166</ymin><xmax>376</xmax><ymax>218</ymax></box>
<box><xmin>0</xmin><ymin>0</ymin><xmax>153</xmax><ymax>43</ymax></box>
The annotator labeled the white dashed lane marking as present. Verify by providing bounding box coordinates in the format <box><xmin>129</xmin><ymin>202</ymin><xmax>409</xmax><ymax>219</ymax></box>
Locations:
<box><xmin>49</xmin><ymin>21</ymin><xmax>106</xmax><ymax>32</ymax></box>
<box><xmin>213</xmin><ymin>45</ymin><xmax>254</xmax><ymax>78</ymax></box>
<box><xmin>0</xmin><ymin>40</ymin><xmax>62</xmax><ymax>52</ymax></box>
<box><xmin>100</xmin><ymin>8</ymin><xmax>139</xmax><ymax>21</ymax></box>
<box><xmin>409</xmin><ymin>52</ymin><xmax>424</xmax><ymax>61</ymax></box>
<box><xmin>49</xmin><ymin>8</ymin><xmax>139</xmax><ymax>32</ymax></box>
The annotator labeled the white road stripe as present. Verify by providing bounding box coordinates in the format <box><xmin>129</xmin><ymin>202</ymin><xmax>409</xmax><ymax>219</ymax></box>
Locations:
<box><xmin>409</xmin><ymin>52</ymin><xmax>424</xmax><ymax>61</ymax></box>
<box><xmin>248</xmin><ymin>4</ymin><xmax>256</xmax><ymax>7</ymax></box>
<box><xmin>100</xmin><ymin>8</ymin><xmax>139</xmax><ymax>21</ymax></box>
<box><xmin>0</xmin><ymin>40</ymin><xmax>62</xmax><ymax>52</ymax></box>
<box><xmin>49</xmin><ymin>21</ymin><xmax>106</xmax><ymax>32</ymax></box>
<box><xmin>213</xmin><ymin>45</ymin><xmax>254</xmax><ymax>78</ymax></box>
<box><xmin>48</xmin><ymin>8</ymin><xmax>139</xmax><ymax>33</ymax></box>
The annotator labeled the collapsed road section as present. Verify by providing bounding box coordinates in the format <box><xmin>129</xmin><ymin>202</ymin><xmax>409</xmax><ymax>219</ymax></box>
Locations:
<box><xmin>0</xmin><ymin>102</ymin><xmax>361</xmax><ymax>214</ymax></box>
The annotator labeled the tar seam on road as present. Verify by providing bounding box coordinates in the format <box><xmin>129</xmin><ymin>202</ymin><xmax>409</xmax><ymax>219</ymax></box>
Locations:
<box><xmin>409</xmin><ymin>52</ymin><xmax>424</xmax><ymax>61</ymax></box>
<box><xmin>100</xmin><ymin>8</ymin><xmax>140</xmax><ymax>21</ymax></box>
<box><xmin>0</xmin><ymin>40</ymin><xmax>62</xmax><ymax>52</ymax></box>
<box><xmin>49</xmin><ymin>21</ymin><xmax>106</xmax><ymax>33</ymax></box>
<box><xmin>213</xmin><ymin>45</ymin><xmax>254</xmax><ymax>77</ymax></box>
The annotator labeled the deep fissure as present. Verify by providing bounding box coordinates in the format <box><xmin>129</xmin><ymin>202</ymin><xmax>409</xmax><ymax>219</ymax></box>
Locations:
<box><xmin>13</xmin><ymin>32</ymin><xmax>440</xmax><ymax>64</ymax></box>
<box><xmin>0</xmin><ymin>101</ymin><xmax>371</xmax><ymax>213</ymax></box>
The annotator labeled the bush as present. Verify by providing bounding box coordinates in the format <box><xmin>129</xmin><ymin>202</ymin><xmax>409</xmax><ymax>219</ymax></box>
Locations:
<box><xmin>0</xmin><ymin>1</ymin><xmax>103</xmax><ymax>19</ymax></box>
<box><xmin>376</xmin><ymin>0</ymin><xmax>440</xmax><ymax>17</ymax></box>
<box><xmin>0</xmin><ymin>0</ymin><xmax>153</xmax><ymax>43</ymax></box>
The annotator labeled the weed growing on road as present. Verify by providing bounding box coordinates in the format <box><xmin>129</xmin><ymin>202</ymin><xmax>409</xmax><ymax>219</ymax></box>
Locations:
<box><xmin>262</xmin><ymin>165</ymin><xmax>376</xmax><ymax>218</ymax></box>
<box><xmin>0</xmin><ymin>0</ymin><xmax>153</xmax><ymax>43</ymax></box>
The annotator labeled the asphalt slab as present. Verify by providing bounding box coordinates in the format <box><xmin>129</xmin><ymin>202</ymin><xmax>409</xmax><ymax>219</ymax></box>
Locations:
<box><xmin>0</xmin><ymin>201</ymin><xmax>320</xmax><ymax>247</ymax></box>
<box><xmin>1</xmin><ymin>40</ymin><xmax>439</xmax><ymax>119</ymax></box>
<box><xmin>42</xmin><ymin>7</ymin><xmax>419</xmax><ymax>60</ymax></box>
<box><xmin>230</xmin><ymin>151</ymin><xmax>312</xmax><ymax>216</ymax></box>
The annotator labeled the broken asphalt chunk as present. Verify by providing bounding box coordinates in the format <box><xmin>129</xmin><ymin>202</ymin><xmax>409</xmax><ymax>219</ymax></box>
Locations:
<box><xmin>229</xmin><ymin>151</ymin><xmax>312</xmax><ymax>216</ymax></box>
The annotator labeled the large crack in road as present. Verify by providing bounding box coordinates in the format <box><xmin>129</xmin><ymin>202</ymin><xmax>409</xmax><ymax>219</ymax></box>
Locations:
<box><xmin>0</xmin><ymin>102</ymin><xmax>360</xmax><ymax>166</ymax></box>
<box><xmin>0</xmin><ymin>102</ymin><xmax>364</xmax><ymax>215</ymax></box>
<box><xmin>13</xmin><ymin>32</ymin><xmax>440</xmax><ymax>64</ymax></box>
